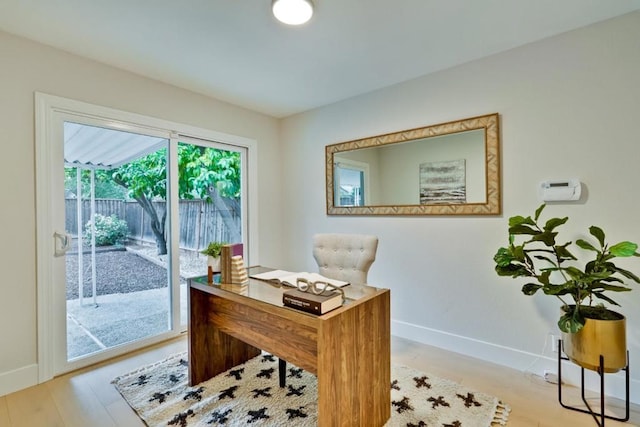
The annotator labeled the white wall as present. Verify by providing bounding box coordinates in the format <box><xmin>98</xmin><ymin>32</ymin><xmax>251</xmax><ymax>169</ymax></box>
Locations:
<box><xmin>280</xmin><ymin>11</ymin><xmax>640</xmax><ymax>402</ymax></box>
<box><xmin>0</xmin><ymin>31</ymin><xmax>283</xmax><ymax>395</ymax></box>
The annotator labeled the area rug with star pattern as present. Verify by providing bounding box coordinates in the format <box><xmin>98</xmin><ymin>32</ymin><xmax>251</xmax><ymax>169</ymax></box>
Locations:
<box><xmin>112</xmin><ymin>352</ymin><xmax>510</xmax><ymax>426</ymax></box>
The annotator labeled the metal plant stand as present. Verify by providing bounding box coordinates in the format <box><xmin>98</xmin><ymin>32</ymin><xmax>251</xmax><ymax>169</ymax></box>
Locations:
<box><xmin>557</xmin><ymin>339</ymin><xmax>630</xmax><ymax>426</ymax></box>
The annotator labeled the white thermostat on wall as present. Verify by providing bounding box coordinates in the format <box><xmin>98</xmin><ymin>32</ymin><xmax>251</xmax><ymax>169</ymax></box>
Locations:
<box><xmin>539</xmin><ymin>179</ymin><xmax>582</xmax><ymax>202</ymax></box>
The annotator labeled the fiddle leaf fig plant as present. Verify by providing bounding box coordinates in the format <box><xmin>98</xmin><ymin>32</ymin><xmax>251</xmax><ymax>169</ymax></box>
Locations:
<box><xmin>494</xmin><ymin>204</ymin><xmax>640</xmax><ymax>334</ymax></box>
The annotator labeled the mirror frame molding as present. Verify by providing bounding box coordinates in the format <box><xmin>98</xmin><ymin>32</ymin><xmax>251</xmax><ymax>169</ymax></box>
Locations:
<box><xmin>325</xmin><ymin>113</ymin><xmax>501</xmax><ymax>216</ymax></box>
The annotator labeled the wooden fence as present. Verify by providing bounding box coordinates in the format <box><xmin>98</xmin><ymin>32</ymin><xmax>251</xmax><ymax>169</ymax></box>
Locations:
<box><xmin>65</xmin><ymin>199</ymin><xmax>240</xmax><ymax>251</ymax></box>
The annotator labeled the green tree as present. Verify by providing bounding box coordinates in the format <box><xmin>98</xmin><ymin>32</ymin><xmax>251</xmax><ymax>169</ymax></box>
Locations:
<box><xmin>64</xmin><ymin>168</ymin><xmax>127</xmax><ymax>199</ymax></box>
<box><xmin>65</xmin><ymin>144</ymin><xmax>241</xmax><ymax>255</ymax></box>
<box><xmin>111</xmin><ymin>144</ymin><xmax>241</xmax><ymax>255</ymax></box>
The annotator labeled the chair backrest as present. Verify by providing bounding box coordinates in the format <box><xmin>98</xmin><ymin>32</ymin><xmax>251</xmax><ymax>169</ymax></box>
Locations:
<box><xmin>312</xmin><ymin>233</ymin><xmax>378</xmax><ymax>286</ymax></box>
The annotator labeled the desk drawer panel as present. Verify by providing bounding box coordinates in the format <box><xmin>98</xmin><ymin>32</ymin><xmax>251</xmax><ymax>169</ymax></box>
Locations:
<box><xmin>207</xmin><ymin>295</ymin><xmax>319</xmax><ymax>373</ymax></box>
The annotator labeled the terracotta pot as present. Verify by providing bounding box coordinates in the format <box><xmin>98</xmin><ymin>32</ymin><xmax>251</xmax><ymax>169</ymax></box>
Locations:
<box><xmin>561</xmin><ymin>306</ymin><xmax>627</xmax><ymax>373</ymax></box>
<box><xmin>207</xmin><ymin>256</ymin><xmax>221</xmax><ymax>273</ymax></box>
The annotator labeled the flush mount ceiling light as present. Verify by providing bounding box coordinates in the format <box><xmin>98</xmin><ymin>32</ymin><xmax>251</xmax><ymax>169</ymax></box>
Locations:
<box><xmin>272</xmin><ymin>0</ymin><xmax>314</xmax><ymax>25</ymax></box>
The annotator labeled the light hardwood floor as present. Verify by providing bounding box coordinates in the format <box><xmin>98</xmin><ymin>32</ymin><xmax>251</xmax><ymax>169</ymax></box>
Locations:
<box><xmin>1</xmin><ymin>335</ymin><xmax>638</xmax><ymax>426</ymax></box>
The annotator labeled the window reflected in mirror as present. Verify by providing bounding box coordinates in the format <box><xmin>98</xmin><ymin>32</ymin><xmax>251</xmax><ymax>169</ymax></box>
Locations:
<box><xmin>334</xmin><ymin>159</ymin><xmax>368</xmax><ymax>207</ymax></box>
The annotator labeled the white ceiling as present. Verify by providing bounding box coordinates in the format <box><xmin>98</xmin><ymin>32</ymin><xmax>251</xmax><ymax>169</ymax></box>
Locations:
<box><xmin>2</xmin><ymin>0</ymin><xmax>640</xmax><ymax>118</ymax></box>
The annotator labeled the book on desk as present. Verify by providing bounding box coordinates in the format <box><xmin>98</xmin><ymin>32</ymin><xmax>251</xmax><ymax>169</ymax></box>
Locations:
<box><xmin>282</xmin><ymin>288</ymin><xmax>343</xmax><ymax>315</ymax></box>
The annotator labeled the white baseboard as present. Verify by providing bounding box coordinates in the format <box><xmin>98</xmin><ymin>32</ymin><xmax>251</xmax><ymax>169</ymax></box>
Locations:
<box><xmin>392</xmin><ymin>319</ymin><xmax>639</xmax><ymax>404</ymax></box>
<box><xmin>0</xmin><ymin>364</ymin><xmax>38</xmax><ymax>397</ymax></box>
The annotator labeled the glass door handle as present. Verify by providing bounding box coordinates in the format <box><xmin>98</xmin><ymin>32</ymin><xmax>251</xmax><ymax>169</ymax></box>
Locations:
<box><xmin>54</xmin><ymin>231</ymin><xmax>72</xmax><ymax>257</ymax></box>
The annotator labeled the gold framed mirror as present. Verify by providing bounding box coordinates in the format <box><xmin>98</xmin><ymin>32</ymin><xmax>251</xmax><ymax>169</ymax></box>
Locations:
<box><xmin>325</xmin><ymin>113</ymin><xmax>500</xmax><ymax>215</ymax></box>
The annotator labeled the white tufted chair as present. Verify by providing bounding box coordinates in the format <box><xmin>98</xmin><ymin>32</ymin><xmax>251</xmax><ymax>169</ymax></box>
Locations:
<box><xmin>312</xmin><ymin>233</ymin><xmax>379</xmax><ymax>285</ymax></box>
<box><xmin>278</xmin><ymin>233</ymin><xmax>379</xmax><ymax>387</ymax></box>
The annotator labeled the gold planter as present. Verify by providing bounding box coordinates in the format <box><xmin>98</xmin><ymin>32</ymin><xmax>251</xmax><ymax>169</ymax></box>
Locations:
<box><xmin>561</xmin><ymin>307</ymin><xmax>627</xmax><ymax>373</ymax></box>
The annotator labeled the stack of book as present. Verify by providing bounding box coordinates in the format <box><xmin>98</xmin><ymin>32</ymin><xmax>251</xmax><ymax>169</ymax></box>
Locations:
<box><xmin>282</xmin><ymin>288</ymin><xmax>343</xmax><ymax>315</ymax></box>
<box><xmin>229</xmin><ymin>255</ymin><xmax>249</xmax><ymax>285</ymax></box>
<box><xmin>220</xmin><ymin>243</ymin><xmax>244</xmax><ymax>284</ymax></box>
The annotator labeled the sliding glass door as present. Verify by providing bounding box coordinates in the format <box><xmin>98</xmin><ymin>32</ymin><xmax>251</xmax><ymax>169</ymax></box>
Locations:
<box><xmin>35</xmin><ymin>94</ymin><xmax>253</xmax><ymax>377</ymax></box>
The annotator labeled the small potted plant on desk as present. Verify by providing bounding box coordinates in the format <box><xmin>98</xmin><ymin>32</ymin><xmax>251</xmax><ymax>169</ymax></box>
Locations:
<box><xmin>493</xmin><ymin>204</ymin><xmax>640</xmax><ymax>373</ymax></box>
<box><xmin>201</xmin><ymin>241</ymin><xmax>226</xmax><ymax>274</ymax></box>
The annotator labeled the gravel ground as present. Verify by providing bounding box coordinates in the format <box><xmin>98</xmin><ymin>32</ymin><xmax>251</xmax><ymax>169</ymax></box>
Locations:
<box><xmin>65</xmin><ymin>242</ymin><xmax>207</xmax><ymax>300</ymax></box>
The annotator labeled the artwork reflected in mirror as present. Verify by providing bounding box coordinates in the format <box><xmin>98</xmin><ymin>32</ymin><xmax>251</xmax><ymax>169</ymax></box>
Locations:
<box><xmin>420</xmin><ymin>159</ymin><xmax>466</xmax><ymax>204</ymax></box>
<box><xmin>326</xmin><ymin>113</ymin><xmax>500</xmax><ymax>215</ymax></box>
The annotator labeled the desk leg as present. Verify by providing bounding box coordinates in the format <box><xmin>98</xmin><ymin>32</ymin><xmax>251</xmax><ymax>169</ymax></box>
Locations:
<box><xmin>279</xmin><ymin>359</ymin><xmax>287</xmax><ymax>388</ymax></box>
<box><xmin>317</xmin><ymin>291</ymin><xmax>391</xmax><ymax>427</ymax></box>
<box><xmin>188</xmin><ymin>286</ymin><xmax>261</xmax><ymax>386</ymax></box>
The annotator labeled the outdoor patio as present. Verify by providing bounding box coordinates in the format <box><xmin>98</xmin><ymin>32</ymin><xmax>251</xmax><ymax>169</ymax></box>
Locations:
<box><xmin>65</xmin><ymin>242</ymin><xmax>205</xmax><ymax>360</ymax></box>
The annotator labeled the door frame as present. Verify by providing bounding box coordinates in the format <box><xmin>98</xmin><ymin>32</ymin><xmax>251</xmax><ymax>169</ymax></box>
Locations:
<box><xmin>35</xmin><ymin>93</ymin><xmax>258</xmax><ymax>381</ymax></box>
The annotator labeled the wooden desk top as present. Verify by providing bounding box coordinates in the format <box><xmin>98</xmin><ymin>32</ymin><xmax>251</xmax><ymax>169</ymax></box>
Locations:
<box><xmin>190</xmin><ymin>265</ymin><xmax>386</xmax><ymax>317</ymax></box>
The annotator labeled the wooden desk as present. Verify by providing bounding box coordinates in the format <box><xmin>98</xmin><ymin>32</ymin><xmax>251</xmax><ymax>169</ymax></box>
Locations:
<box><xmin>188</xmin><ymin>267</ymin><xmax>390</xmax><ymax>427</ymax></box>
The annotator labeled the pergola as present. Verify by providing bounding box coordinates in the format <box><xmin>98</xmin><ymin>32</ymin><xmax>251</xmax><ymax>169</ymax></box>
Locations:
<box><xmin>64</xmin><ymin>121</ymin><xmax>167</xmax><ymax>305</ymax></box>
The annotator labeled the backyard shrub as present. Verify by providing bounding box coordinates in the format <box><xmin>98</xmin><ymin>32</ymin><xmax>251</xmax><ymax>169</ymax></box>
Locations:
<box><xmin>83</xmin><ymin>214</ymin><xmax>129</xmax><ymax>246</ymax></box>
